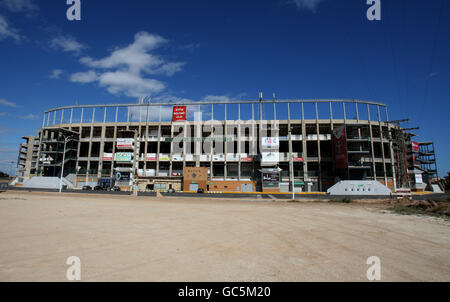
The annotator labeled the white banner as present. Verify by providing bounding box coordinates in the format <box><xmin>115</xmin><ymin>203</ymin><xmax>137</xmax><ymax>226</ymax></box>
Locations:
<box><xmin>261</xmin><ymin>152</ymin><xmax>279</xmax><ymax>164</ymax></box>
<box><xmin>117</xmin><ymin>138</ymin><xmax>134</xmax><ymax>149</ymax></box>
<box><xmin>262</xmin><ymin>137</ymin><xmax>279</xmax><ymax>148</ymax></box>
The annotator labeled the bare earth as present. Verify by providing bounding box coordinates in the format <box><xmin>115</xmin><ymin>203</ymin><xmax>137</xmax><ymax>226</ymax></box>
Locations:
<box><xmin>0</xmin><ymin>191</ymin><xmax>449</xmax><ymax>282</ymax></box>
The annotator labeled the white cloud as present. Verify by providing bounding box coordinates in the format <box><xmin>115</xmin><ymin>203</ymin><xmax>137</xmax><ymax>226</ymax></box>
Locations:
<box><xmin>71</xmin><ymin>32</ymin><xmax>184</xmax><ymax>98</ymax></box>
<box><xmin>19</xmin><ymin>113</ymin><xmax>40</xmax><ymax>120</ymax></box>
<box><xmin>201</xmin><ymin>95</ymin><xmax>231</xmax><ymax>102</ymax></box>
<box><xmin>98</xmin><ymin>71</ymin><xmax>165</xmax><ymax>97</ymax></box>
<box><xmin>0</xmin><ymin>14</ymin><xmax>21</xmax><ymax>41</ymax></box>
<box><xmin>0</xmin><ymin>0</ymin><xmax>38</xmax><ymax>13</ymax></box>
<box><xmin>0</xmin><ymin>98</ymin><xmax>17</xmax><ymax>107</ymax></box>
<box><xmin>291</xmin><ymin>0</ymin><xmax>325</xmax><ymax>11</ymax></box>
<box><xmin>49</xmin><ymin>69</ymin><xmax>63</xmax><ymax>79</ymax></box>
<box><xmin>50</xmin><ymin>35</ymin><xmax>86</xmax><ymax>54</ymax></box>
<box><xmin>70</xmin><ymin>70</ymin><xmax>98</xmax><ymax>83</ymax></box>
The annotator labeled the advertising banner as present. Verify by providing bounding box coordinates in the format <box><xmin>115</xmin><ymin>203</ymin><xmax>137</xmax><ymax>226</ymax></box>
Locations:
<box><xmin>262</xmin><ymin>171</ymin><xmax>280</xmax><ymax>188</ymax></box>
<box><xmin>240</xmin><ymin>156</ymin><xmax>253</xmax><ymax>162</ymax></box>
<box><xmin>293</xmin><ymin>157</ymin><xmax>303</xmax><ymax>162</ymax></box>
<box><xmin>145</xmin><ymin>153</ymin><xmax>157</xmax><ymax>161</ymax></box>
<box><xmin>262</xmin><ymin>137</ymin><xmax>279</xmax><ymax>148</ymax></box>
<box><xmin>114</xmin><ymin>152</ymin><xmax>132</xmax><ymax>162</ymax></box>
<box><xmin>159</xmin><ymin>154</ymin><xmax>170</xmax><ymax>161</ymax></box>
<box><xmin>117</xmin><ymin>138</ymin><xmax>134</xmax><ymax>149</ymax></box>
<box><xmin>261</xmin><ymin>152</ymin><xmax>279</xmax><ymax>165</ymax></box>
<box><xmin>172</xmin><ymin>106</ymin><xmax>187</xmax><ymax>122</ymax></box>
<box><xmin>114</xmin><ymin>171</ymin><xmax>130</xmax><ymax>186</ymax></box>
<box><xmin>414</xmin><ymin>173</ymin><xmax>423</xmax><ymax>184</ymax></box>
<box><xmin>332</xmin><ymin>125</ymin><xmax>348</xmax><ymax>169</ymax></box>
<box><xmin>102</xmin><ymin>153</ymin><xmax>113</xmax><ymax>161</ymax></box>
<box><xmin>412</xmin><ymin>141</ymin><xmax>419</xmax><ymax>152</ymax></box>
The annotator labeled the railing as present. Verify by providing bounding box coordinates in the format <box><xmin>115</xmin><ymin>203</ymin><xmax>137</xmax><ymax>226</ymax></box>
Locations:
<box><xmin>42</xmin><ymin>99</ymin><xmax>389</xmax><ymax>128</ymax></box>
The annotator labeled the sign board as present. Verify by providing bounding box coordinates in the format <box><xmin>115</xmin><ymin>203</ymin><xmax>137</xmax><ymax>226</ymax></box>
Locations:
<box><xmin>332</xmin><ymin>125</ymin><xmax>348</xmax><ymax>169</ymax></box>
<box><xmin>117</xmin><ymin>138</ymin><xmax>134</xmax><ymax>149</ymax></box>
<box><xmin>172</xmin><ymin>155</ymin><xmax>183</xmax><ymax>161</ymax></box>
<box><xmin>414</xmin><ymin>173</ymin><xmax>423</xmax><ymax>184</ymax></box>
<box><xmin>114</xmin><ymin>171</ymin><xmax>130</xmax><ymax>181</ymax></box>
<box><xmin>412</xmin><ymin>141</ymin><xmax>419</xmax><ymax>152</ymax></box>
<box><xmin>159</xmin><ymin>154</ymin><xmax>170</xmax><ymax>161</ymax></box>
<box><xmin>262</xmin><ymin>137</ymin><xmax>279</xmax><ymax>148</ymax></box>
<box><xmin>261</xmin><ymin>152</ymin><xmax>279</xmax><ymax>164</ymax></box>
<box><xmin>114</xmin><ymin>152</ymin><xmax>132</xmax><ymax>162</ymax></box>
<box><xmin>293</xmin><ymin>157</ymin><xmax>303</xmax><ymax>162</ymax></box>
<box><xmin>213</xmin><ymin>154</ymin><xmax>225</xmax><ymax>161</ymax></box>
<box><xmin>262</xmin><ymin>171</ymin><xmax>280</xmax><ymax>188</ymax></box>
<box><xmin>172</xmin><ymin>106</ymin><xmax>187</xmax><ymax>122</ymax></box>
<box><xmin>240</xmin><ymin>156</ymin><xmax>253</xmax><ymax>162</ymax></box>
<box><xmin>145</xmin><ymin>153</ymin><xmax>157</xmax><ymax>161</ymax></box>
<box><xmin>102</xmin><ymin>153</ymin><xmax>113</xmax><ymax>161</ymax></box>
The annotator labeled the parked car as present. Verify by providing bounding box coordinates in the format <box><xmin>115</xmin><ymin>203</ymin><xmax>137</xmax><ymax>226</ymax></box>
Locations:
<box><xmin>93</xmin><ymin>185</ymin><xmax>104</xmax><ymax>191</ymax></box>
<box><xmin>167</xmin><ymin>188</ymin><xmax>175</xmax><ymax>193</ymax></box>
<box><xmin>82</xmin><ymin>185</ymin><xmax>92</xmax><ymax>190</ymax></box>
<box><xmin>111</xmin><ymin>186</ymin><xmax>121</xmax><ymax>192</ymax></box>
<box><xmin>197</xmin><ymin>188</ymin><xmax>204</xmax><ymax>193</ymax></box>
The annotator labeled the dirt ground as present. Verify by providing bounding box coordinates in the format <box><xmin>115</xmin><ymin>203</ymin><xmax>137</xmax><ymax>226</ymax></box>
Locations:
<box><xmin>1</xmin><ymin>191</ymin><xmax>449</xmax><ymax>282</ymax></box>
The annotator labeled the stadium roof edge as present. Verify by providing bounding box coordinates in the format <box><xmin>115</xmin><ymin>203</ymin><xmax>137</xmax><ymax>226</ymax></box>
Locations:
<box><xmin>44</xmin><ymin>99</ymin><xmax>387</xmax><ymax>114</ymax></box>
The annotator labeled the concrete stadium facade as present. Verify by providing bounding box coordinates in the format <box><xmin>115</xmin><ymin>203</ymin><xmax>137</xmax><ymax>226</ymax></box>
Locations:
<box><xmin>18</xmin><ymin>99</ymin><xmax>411</xmax><ymax>192</ymax></box>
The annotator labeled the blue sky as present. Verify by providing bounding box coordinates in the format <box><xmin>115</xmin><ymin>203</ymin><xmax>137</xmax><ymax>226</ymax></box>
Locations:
<box><xmin>0</xmin><ymin>0</ymin><xmax>449</xmax><ymax>176</ymax></box>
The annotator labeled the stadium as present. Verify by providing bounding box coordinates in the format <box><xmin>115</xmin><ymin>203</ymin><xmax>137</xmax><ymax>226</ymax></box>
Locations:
<box><xmin>15</xmin><ymin>98</ymin><xmax>438</xmax><ymax>193</ymax></box>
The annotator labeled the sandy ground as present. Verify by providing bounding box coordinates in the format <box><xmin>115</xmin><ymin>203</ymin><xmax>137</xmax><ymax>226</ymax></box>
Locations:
<box><xmin>0</xmin><ymin>191</ymin><xmax>449</xmax><ymax>282</ymax></box>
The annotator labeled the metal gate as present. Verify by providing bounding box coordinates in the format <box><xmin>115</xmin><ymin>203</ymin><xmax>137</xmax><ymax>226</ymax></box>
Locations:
<box><xmin>189</xmin><ymin>183</ymin><xmax>199</xmax><ymax>191</ymax></box>
<box><xmin>241</xmin><ymin>184</ymin><xmax>253</xmax><ymax>192</ymax></box>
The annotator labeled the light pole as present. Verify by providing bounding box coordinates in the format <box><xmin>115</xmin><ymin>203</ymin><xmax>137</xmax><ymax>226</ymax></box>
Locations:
<box><xmin>59</xmin><ymin>136</ymin><xmax>74</xmax><ymax>193</ymax></box>
<box><xmin>288</xmin><ymin>129</ymin><xmax>294</xmax><ymax>201</ymax></box>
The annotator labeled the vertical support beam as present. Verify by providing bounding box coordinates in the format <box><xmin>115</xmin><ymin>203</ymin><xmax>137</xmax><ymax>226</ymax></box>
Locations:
<box><xmin>156</xmin><ymin>124</ymin><xmax>161</xmax><ymax>176</ymax></box>
<box><xmin>92</xmin><ymin>107</ymin><xmax>95</xmax><ymax>123</ymax></box>
<box><xmin>315</xmin><ymin>102</ymin><xmax>322</xmax><ymax>191</ymax></box>
<box><xmin>80</xmin><ymin>108</ymin><xmax>84</xmax><ymax>124</ymax></box>
<box><xmin>53</xmin><ymin>110</ymin><xmax>56</xmax><ymax>125</ymax></box>
<box><xmin>42</xmin><ymin>113</ymin><xmax>46</xmax><ymax>127</ymax></box>
<box><xmin>103</xmin><ymin>107</ymin><xmax>107</xmax><ymax>123</ymax></box>
<box><xmin>98</xmin><ymin>125</ymin><xmax>106</xmax><ymax>178</ymax></box>
<box><xmin>70</xmin><ymin>108</ymin><xmax>73</xmax><ymax>124</ymax></box>
<box><xmin>329</xmin><ymin>102</ymin><xmax>333</xmax><ymax>122</ymax></box>
<box><xmin>343</xmin><ymin>102</ymin><xmax>347</xmax><ymax>122</ymax></box>
<box><xmin>110</xmin><ymin>125</ymin><xmax>117</xmax><ymax>179</ymax></box>
<box><xmin>60</xmin><ymin>109</ymin><xmax>64</xmax><ymax>124</ymax></box>
<box><xmin>273</xmin><ymin>102</ymin><xmax>276</xmax><ymax>120</ymax></box>
<box><xmin>115</xmin><ymin>106</ymin><xmax>118</xmax><ymax>123</ymax></box>
<box><xmin>301</xmin><ymin>103</ymin><xmax>304</xmax><ymax>120</ymax></box>
<box><xmin>224</xmin><ymin>104</ymin><xmax>227</xmax><ymax>179</ymax></box>
<box><xmin>287</xmin><ymin>103</ymin><xmax>291</xmax><ymax>121</ymax></box>
<box><xmin>355</xmin><ymin>102</ymin><xmax>359</xmax><ymax>121</ymax></box>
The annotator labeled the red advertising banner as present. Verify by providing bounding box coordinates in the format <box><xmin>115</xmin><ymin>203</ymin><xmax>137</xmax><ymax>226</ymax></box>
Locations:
<box><xmin>172</xmin><ymin>106</ymin><xmax>187</xmax><ymax>121</ymax></box>
<box><xmin>293</xmin><ymin>157</ymin><xmax>303</xmax><ymax>162</ymax></box>
<box><xmin>412</xmin><ymin>141</ymin><xmax>419</xmax><ymax>152</ymax></box>
<box><xmin>240</xmin><ymin>157</ymin><xmax>253</xmax><ymax>162</ymax></box>
<box><xmin>332</xmin><ymin>125</ymin><xmax>348</xmax><ymax>169</ymax></box>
